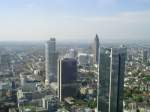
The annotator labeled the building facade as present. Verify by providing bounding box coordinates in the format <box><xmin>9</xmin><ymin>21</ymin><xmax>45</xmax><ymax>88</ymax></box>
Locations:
<box><xmin>45</xmin><ymin>38</ymin><xmax>58</xmax><ymax>85</ymax></box>
<box><xmin>93</xmin><ymin>34</ymin><xmax>99</xmax><ymax>64</ymax></box>
<box><xmin>98</xmin><ymin>47</ymin><xmax>111</xmax><ymax>112</ymax></box>
<box><xmin>98</xmin><ymin>46</ymin><xmax>126</xmax><ymax>112</ymax></box>
<box><xmin>58</xmin><ymin>58</ymin><xmax>77</xmax><ymax>102</ymax></box>
<box><xmin>142</xmin><ymin>49</ymin><xmax>148</xmax><ymax>64</ymax></box>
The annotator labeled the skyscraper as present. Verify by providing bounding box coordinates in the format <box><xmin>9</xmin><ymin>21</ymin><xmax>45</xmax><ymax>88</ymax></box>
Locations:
<box><xmin>109</xmin><ymin>47</ymin><xmax>126</xmax><ymax>112</ymax></box>
<box><xmin>98</xmin><ymin>46</ymin><xmax>126</xmax><ymax>112</ymax></box>
<box><xmin>45</xmin><ymin>38</ymin><xmax>58</xmax><ymax>85</ymax></box>
<box><xmin>98</xmin><ymin>47</ymin><xmax>111</xmax><ymax>112</ymax></box>
<box><xmin>142</xmin><ymin>49</ymin><xmax>148</xmax><ymax>64</ymax></box>
<box><xmin>58</xmin><ymin>58</ymin><xmax>77</xmax><ymax>102</ymax></box>
<box><xmin>93</xmin><ymin>34</ymin><xmax>99</xmax><ymax>64</ymax></box>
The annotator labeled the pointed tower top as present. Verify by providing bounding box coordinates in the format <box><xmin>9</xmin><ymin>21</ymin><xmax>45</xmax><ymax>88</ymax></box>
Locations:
<box><xmin>95</xmin><ymin>34</ymin><xmax>100</xmax><ymax>43</ymax></box>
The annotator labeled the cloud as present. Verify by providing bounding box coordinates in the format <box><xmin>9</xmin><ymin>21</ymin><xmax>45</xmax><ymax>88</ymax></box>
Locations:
<box><xmin>97</xmin><ymin>0</ymin><xmax>119</xmax><ymax>7</ymax></box>
<box><xmin>134</xmin><ymin>0</ymin><xmax>150</xmax><ymax>4</ymax></box>
<box><xmin>59</xmin><ymin>11</ymin><xmax>150</xmax><ymax>42</ymax></box>
<box><xmin>0</xmin><ymin>9</ymin><xmax>150</xmax><ymax>43</ymax></box>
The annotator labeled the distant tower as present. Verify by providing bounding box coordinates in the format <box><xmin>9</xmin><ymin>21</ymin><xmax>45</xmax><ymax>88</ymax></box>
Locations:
<box><xmin>98</xmin><ymin>46</ymin><xmax>126</xmax><ymax>112</ymax></box>
<box><xmin>142</xmin><ymin>49</ymin><xmax>148</xmax><ymax>64</ymax></box>
<box><xmin>93</xmin><ymin>34</ymin><xmax>99</xmax><ymax>64</ymax></box>
<box><xmin>20</xmin><ymin>74</ymin><xmax>25</xmax><ymax>86</ymax></box>
<box><xmin>45</xmin><ymin>38</ymin><xmax>58</xmax><ymax>85</ymax></box>
<box><xmin>68</xmin><ymin>49</ymin><xmax>77</xmax><ymax>59</ymax></box>
<box><xmin>58</xmin><ymin>58</ymin><xmax>77</xmax><ymax>102</ymax></box>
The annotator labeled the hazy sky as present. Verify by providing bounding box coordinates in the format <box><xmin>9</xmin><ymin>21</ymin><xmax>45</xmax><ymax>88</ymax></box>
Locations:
<box><xmin>0</xmin><ymin>0</ymin><xmax>150</xmax><ymax>43</ymax></box>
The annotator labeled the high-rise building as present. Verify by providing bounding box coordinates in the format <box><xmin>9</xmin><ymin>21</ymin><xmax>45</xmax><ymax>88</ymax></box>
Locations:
<box><xmin>142</xmin><ymin>49</ymin><xmax>148</xmax><ymax>64</ymax></box>
<box><xmin>45</xmin><ymin>38</ymin><xmax>58</xmax><ymax>85</ymax></box>
<box><xmin>109</xmin><ymin>47</ymin><xmax>126</xmax><ymax>112</ymax></box>
<box><xmin>98</xmin><ymin>46</ymin><xmax>126</xmax><ymax>112</ymax></box>
<box><xmin>58</xmin><ymin>58</ymin><xmax>77</xmax><ymax>102</ymax></box>
<box><xmin>93</xmin><ymin>34</ymin><xmax>99</xmax><ymax>64</ymax></box>
<box><xmin>98</xmin><ymin>47</ymin><xmax>111</xmax><ymax>112</ymax></box>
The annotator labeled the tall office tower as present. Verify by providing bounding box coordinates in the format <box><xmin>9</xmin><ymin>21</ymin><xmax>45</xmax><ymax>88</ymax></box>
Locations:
<box><xmin>93</xmin><ymin>34</ymin><xmax>99</xmax><ymax>64</ymax></box>
<box><xmin>58</xmin><ymin>58</ymin><xmax>77</xmax><ymax>102</ymax></box>
<box><xmin>45</xmin><ymin>38</ymin><xmax>58</xmax><ymax>85</ymax></box>
<box><xmin>142</xmin><ymin>49</ymin><xmax>148</xmax><ymax>64</ymax></box>
<box><xmin>109</xmin><ymin>47</ymin><xmax>126</xmax><ymax>112</ymax></box>
<box><xmin>98</xmin><ymin>46</ymin><xmax>126</xmax><ymax>112</ymax></box>
<box><xmin>98</xmin><ymin>47</ymin><xmax>111</xmax><ymax>112</ymax></box>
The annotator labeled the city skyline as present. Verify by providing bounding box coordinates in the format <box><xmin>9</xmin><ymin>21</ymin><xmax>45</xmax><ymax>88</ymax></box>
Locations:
<box><xmin>0</xmin><ymin>0</ymin><xmax>150</xmax><ymax>43</ymax></box>
<box><xmin>0</xmin><ymin>33</ymin><xmax>149</xmax><ymax>111</ymax></box>
<box><xmin>0</xmin><ymin>1</ymin><xmax>149</xmax><ymax>111</ymax></box>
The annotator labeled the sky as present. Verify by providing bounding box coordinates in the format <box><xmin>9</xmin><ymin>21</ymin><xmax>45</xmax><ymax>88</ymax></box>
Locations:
<box><xmin>0</xmin><ymin>0</ymin><xmax>150</xmax><ymax>43</ymax></box>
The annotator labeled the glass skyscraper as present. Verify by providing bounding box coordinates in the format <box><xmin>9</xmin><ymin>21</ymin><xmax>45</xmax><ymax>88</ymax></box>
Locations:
<box><xmin>98</xmin><ymin>46</ymin><xmax>126</xmax><ymax>112</ymax></box>
<box><xmin>58</xmin><ymin>58</ymin><xmax>77</xmax><ymax>102</ymax></box>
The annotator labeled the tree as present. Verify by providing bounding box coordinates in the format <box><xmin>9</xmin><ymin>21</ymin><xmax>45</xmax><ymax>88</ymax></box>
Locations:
<box><xmin>88</xmin><ymin>100</ymin><xmax>97</xmax><ymax>109</ymax></box>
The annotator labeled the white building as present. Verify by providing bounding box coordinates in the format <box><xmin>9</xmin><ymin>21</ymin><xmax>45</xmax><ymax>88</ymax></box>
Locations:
<box><xmin>78</xmin><ymin>53</ymin><xmax>94</xmax><ymax>66</ymax></box>
<box><xmin>45</xmin><ymin>38</ymin><xmax>58</xmax><ymax>85</ymax></box>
